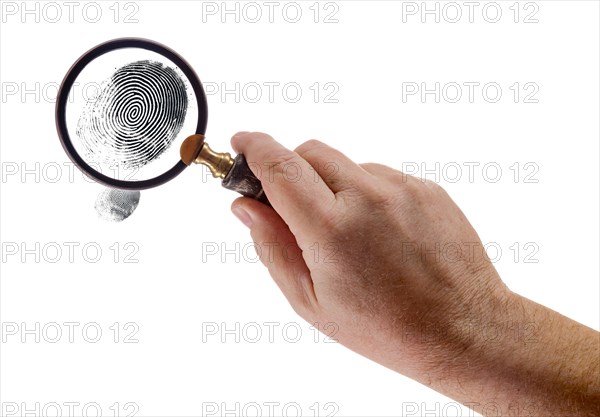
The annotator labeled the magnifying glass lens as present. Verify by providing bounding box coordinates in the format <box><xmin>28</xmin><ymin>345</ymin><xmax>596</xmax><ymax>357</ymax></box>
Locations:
<box><xmin>64</xmin><ymin>49</ymin><xmax>199</xmax><ymax>183</ymax></box>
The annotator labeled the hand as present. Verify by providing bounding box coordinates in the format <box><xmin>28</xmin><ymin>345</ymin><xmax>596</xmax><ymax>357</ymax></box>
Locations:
<box><xmin>230</xmin><ymin>132</ymin><xmax>600</xmax><ymax>417</ymax></box>
<box><xmin>231</xmin><ymin>132</ymin><xmax>506</xmax><ymax>368</ymax></box>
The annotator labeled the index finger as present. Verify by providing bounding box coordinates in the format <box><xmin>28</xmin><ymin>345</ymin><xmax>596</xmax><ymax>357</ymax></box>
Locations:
<box><xmin>231</xmin><ymin>131</ymin><xmax>336</xmax><ymax>241</ymax></box>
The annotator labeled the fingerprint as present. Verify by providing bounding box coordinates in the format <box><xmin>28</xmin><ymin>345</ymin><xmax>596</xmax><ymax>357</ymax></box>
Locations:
<box><xmin>76</xmin><ymin>60</ymin><xmax>188</xmax><ymax>170</ymax></box>
<box><xmin>95</xmin><ymin>188</ymin><xmax>141</xmax><ymax>222</ymax></box>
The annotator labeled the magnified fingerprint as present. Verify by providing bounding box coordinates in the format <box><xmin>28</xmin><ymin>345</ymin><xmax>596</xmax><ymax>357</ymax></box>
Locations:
<box><xmin>76</xmin><ymin>60</ymin><xmax>188</xmax><ymax>169</ymax></box>
<box><xmin>95</xmin><ymin>188</ymin><xmax>141</xmax><ymax>222</ymax></box>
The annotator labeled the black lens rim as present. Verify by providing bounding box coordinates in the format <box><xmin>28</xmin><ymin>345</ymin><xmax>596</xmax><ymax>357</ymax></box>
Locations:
<box><xmin>55</xmin><ymin>37</ymin><xmax>208</xmax><ymax>190</ymax></box>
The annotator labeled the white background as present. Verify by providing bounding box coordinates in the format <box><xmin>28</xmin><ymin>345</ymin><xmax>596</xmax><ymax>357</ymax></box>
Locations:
<box><xmin>1</xmin><ymin>1</ymin><xmax>598</xmax><ymax>416</ymax></box>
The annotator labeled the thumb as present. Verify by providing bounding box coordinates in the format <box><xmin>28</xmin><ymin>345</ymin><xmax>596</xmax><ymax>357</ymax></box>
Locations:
<box><xmin>231</xmin><ymin>197</ymin><xmax>319</xmax><ymax>319</ymax></box>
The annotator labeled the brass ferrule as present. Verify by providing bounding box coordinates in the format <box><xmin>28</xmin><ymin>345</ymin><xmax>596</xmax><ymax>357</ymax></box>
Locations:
<box><xmin>194</xmin><ymin>142</ymin><xmax>234</xmax><ymax>179</ymax></box>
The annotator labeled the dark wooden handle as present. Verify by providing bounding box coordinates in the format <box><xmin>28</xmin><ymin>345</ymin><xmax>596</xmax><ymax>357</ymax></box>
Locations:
<box><xmin>221</xmin><ymin>154</ymin><xmax>270</xmax><ymax>206</ymax></box>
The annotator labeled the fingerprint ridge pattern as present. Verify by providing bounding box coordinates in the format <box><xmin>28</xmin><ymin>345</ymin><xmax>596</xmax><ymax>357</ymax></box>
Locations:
<box><xmin>76</xmin><ymin>60</ymin><xmax>188</xmax><ymax>170</ymax></box>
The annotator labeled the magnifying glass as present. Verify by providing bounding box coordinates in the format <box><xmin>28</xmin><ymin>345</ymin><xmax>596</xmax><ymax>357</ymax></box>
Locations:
<box><xmin>55</xmin><ymin>37</ymin><xmax>268</xmax><ymax>205</ymax></box>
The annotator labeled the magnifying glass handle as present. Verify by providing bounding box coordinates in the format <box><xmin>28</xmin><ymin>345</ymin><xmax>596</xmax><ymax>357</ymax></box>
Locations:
<box><xmin>181</xmin><ymin>135</ymin><xmax>270</xmax><ymax>206</ymax></box>
<box><xmin>222</xmin><ymin>154</ymin><xmax>270</xmax><ymax>206</ymax></box>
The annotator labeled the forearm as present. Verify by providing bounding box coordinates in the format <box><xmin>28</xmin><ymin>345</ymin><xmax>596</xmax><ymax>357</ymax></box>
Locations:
<box><xmin>421</xmin><ymin>292</ymin><xmax>600</xmax><ymax>417</ymax></box>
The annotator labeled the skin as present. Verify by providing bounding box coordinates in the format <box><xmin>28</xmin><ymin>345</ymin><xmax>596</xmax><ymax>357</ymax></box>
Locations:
<box><xmin>229</xmin><ymin>131</ymin><xmax>600</xmax><ymax>417</ymax></box>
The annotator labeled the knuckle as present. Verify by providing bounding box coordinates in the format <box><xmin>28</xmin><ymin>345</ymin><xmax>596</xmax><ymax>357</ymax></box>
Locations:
<box><xmin>297</xmin><ymin>139</ymin><xmax>324</xmax><ymax>151</ymax></box>
<box><xmin>361</xmin><ymin>162</ymin><xmax>391</xmax><ymax>174</ymax></box>
<box><xmin>250</xmin><ymin>131</ymin><xmax>274</xmax><ymax>141</ymax></box>
<box><xmin>399</xmin><ymin>176</ymin><xmax>430</xmax><ymax>199</ymax></box>
<box><xmin>359</xmin><ymin>175</ymin><xmax>426</xmax><ymax>209</ymax></box>
<box><xmin>424</xmin><ymin>178</ymin><xmax>443</xmax><ymax>191</ymax></box>
<box><xmin>263</xmin><ymin>151</ymin><xmax>299</xmax><ymax>175</ymax></box>
<box><xmin>294</xmin><ymin>139</ymin><xmax>327</xmax><ymax>159</ymax></box>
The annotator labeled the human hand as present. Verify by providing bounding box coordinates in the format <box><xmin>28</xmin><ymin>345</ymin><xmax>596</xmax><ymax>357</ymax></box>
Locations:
<box><xmin>230</xmin><ymin>132</ymin><xmax>599</xmax><ymax>416</ymax></box>
<box><xmin>230</xmin><ymin>131</ymin><xmax>506</xmax><ymax>368</ymax></box>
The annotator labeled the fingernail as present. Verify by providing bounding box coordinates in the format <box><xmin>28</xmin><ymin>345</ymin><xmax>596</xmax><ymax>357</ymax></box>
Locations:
<box><xmin>232</xmin><ymin>207</ymin><xmax>252</xmax><ymax>228</ymax></box>
<box><xmin>233</xmin><ymin>131</ymin><xmax>250</xmax><ymax>138</ymax></box>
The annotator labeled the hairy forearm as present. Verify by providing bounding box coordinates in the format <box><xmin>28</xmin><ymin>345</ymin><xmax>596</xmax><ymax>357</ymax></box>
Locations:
<box><xmin>421</xmin><ymin>292</ymin><xmax>600</xmax><ymax>417</ymax></box>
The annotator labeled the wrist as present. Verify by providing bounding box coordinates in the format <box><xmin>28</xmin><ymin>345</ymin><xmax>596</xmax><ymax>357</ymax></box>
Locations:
<box><xmin>418</xmin><ymin>282</ymin><xmax>518</xmax><ymax>375</ymax></box>
<box><xmin>407</xmin><ymin>287</ymin><xmax>533</xmax><ymax>412</ymax></box>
